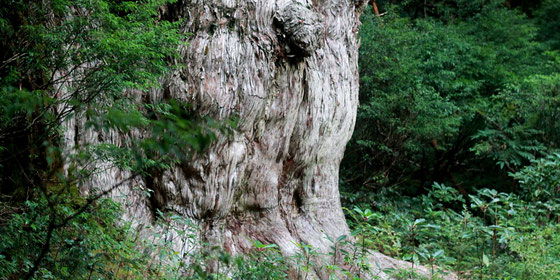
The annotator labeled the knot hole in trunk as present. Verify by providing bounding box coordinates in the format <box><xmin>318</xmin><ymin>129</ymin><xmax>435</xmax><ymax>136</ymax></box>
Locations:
<box><xmin>274</xmin><ymin>2</ymin><xmax>324</xmax><ymax>58</ymax></box>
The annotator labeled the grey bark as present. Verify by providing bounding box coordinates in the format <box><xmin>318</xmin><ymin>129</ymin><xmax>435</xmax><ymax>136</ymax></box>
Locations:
<box><xmin>62</xmin><ymin>0</ymin><xmax>456</xmax><ymax>279</ymax></box>
<box><xmin>162</xmin><ymin>0</ymin><xmax>362</xmax><ymax>256</ymax></box>
<box><xmin>157</xmin><ymin>1</ymin><xmax>363</xmax><ymax>272</ymax></box>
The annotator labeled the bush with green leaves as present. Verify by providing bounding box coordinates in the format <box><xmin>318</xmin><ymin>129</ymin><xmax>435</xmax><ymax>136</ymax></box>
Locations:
<box><xmin>342</xmin><ymin>1</ymin><xmax>559</xmax><ymax>195</ymax></box>
<box><xmin>0</xmin><ymin>0</ymin><xmax>223</xmax><ymax>278</ymax></box>
<box><xmin>511</xmin><ymin>152</ymin><xmax>560</xmax><ymax>202</ymax></box>
<box><xmin>0</xmin><ymin>194</ymin><xmax>188</xmax><ymax>279</ymax></box>
<box><xmin>0</xmin><ymin>194</ymin><xmax>303</xmax><ymax>280</ymax></box>
<box><xmin>0</xmin><ymin>0</ymin><xmax>222</xmax><ymax>195</ymax></box>
<box><xmin>342</xmin><ymin>3</ymin><xmax>560</xmax><ymax>277</ymax></box>
<box><xmin>343</xmin><ymin>172</ymin><xmax>560</xmax><ymax>279</ymax></box>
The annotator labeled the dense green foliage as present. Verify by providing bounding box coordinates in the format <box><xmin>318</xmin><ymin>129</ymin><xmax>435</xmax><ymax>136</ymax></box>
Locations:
<box><xmin>0</xmin><ymin>193</ymin><xmax>290</xmax><ymax>279</ymax></box>
<box><xmin>0</xmin><ymin>0</ymin><xmax>218</xmax><ymax>196</ymax></box>
<box><xmin>341</xmin><ymin>0</ymin><xmax>560</xmax><ymax>279</ymax></box>
<box><xmin>344</xmin><ymin>0</ymin><xmax>560</xmax><ymax>193</ymax></box>
<box><xmin>0</xmin><ymin>1</ymin><xmax>220</xmax><ymax>278</ymax></box>
<box><xmin>0</xmin><ymin>196</ymin><xmax>191</xmax><ymax>279</ymax></box>
<box><xmin>0</xmin><ymin>193</ymin><xmax>432</xmax><ymax>280</ymax></box>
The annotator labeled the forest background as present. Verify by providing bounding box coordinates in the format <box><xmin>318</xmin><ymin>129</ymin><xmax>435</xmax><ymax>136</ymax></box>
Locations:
<box><xmin>341</xmin><ymin>0</ymin><xmax>560</xmax><ymax>278</ymax></box>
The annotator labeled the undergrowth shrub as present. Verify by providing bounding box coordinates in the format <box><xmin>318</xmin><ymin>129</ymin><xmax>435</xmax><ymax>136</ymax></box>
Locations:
<box><xmin>342</xmin><ymin>153</ymin><xmax>560</xmax><ymax>279</ymax></box>
<box><xmin>0</xmin><ymin>194</ymin><xmax>190</xmax><ymax>279</ymax></box>
<box><xmin>0</xmin><ymin>191</ymin><xmax>402</xmax><ymax>280</ymax></box>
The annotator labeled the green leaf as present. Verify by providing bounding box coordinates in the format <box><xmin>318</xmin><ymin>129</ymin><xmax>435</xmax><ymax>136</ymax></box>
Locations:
<box><xmin>482</xmin><ymin>253</ymin><xmax>490</xmax><ymax>267</ymax></box>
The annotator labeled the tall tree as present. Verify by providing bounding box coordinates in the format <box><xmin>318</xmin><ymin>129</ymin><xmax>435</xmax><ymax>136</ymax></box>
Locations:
<box><xmin>66</xmin><ymin>0</ymin><xmax>373</xmax><ymax>277</ymax></box>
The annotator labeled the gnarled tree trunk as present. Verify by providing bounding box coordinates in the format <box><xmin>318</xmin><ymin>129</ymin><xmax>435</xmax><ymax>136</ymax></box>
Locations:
<box><xmin>64</xmin><ymin>0</ymin><xmax>454</xmax><ymax>278</ymax></box>
<box><xmin>160</xmin><ymin>0</ymin><xmax>363</xmax><ymax>268</ymax></box>
<box><xmin>163</xmin><ymin>0</ymin><xmax>362</xmax><ymax>256</ymax></box>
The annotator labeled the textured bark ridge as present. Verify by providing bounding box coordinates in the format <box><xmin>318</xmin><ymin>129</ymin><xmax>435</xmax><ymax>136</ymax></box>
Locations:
<box><xmin>63</xmin><ymin>0</ymin><xmax>455</xmax><ymax>279</ymax></box>
<box><xmin>161</xmin><ymin>0</ymin><xmax>363</xmax><ymax>258</ymax></box>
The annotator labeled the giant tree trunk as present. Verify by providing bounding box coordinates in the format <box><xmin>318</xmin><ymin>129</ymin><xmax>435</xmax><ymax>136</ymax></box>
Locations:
<box><xmin>64</xmin><ymin>0</ymin><xmax>452</xmax><ymax>278</ymax></box>
<box><xmin>159</xmin><ymin>0</ymin><xmax>362</xmax><ymax>265</ymax></box>
<box><xmin>163</xmin><ymin>0</ymin><xmax>362</xmax><ymax>256</ymax></box>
